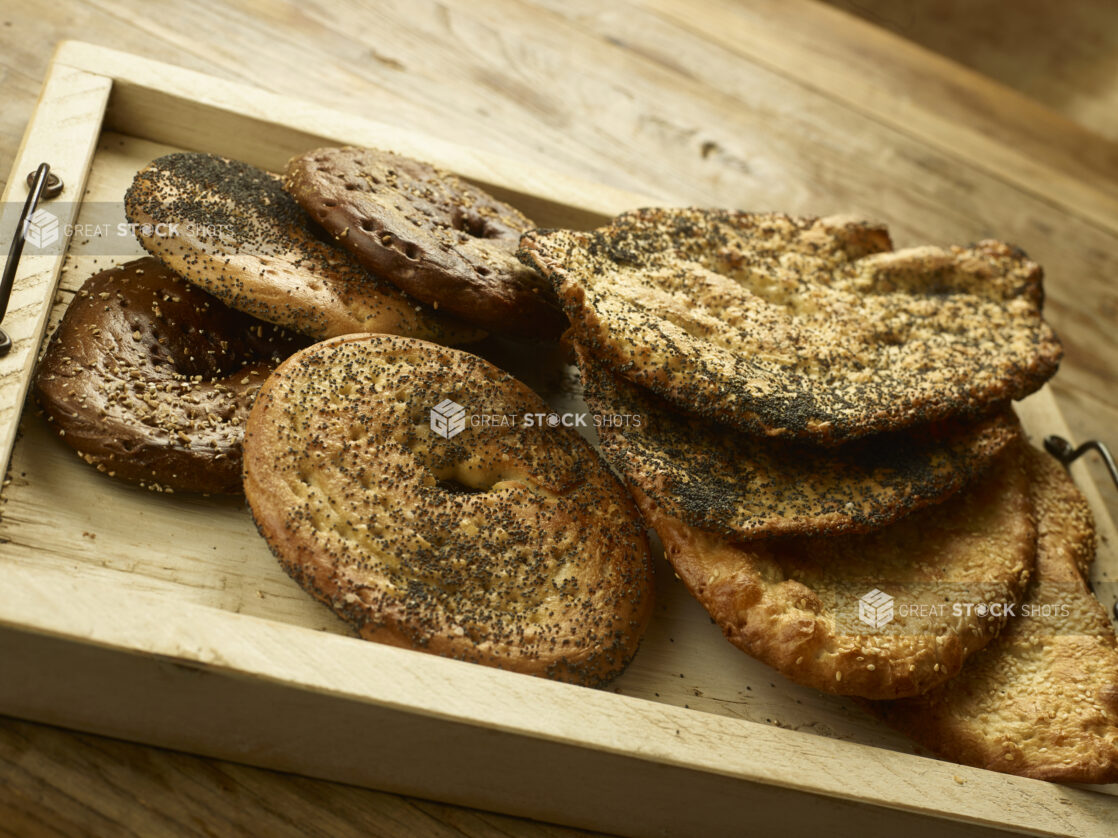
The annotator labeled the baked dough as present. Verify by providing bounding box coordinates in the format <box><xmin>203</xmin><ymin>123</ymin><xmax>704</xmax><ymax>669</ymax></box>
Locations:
<box><xmin>124</xmin><ymin>152</ymin><xmax>482</xmax><ymax>344</ymax></box>
<box><xmin>872</xmin><ymin>446</ymin><xmax>1118</xmax><ymax>783</ymax></box>
<box><xmin>243</xmin><ymin>333</ymin><xmax>654</xmax><ymax>685</ymax></box>
<box><xmin>520</xmin><ymin>209</ymin><xmax>1062</xmax><ymax>444</ymax></box>
<box><xmin>577</xmin><ymin>346</ymin><xmax>1020</xmax><ymax>539</ymax></box>
<box><xmin>637</xmin><ymin>444</ymin><xmax>1036</xmax><ymax>699</ymax></box>
<box><xmin>36</xmin><ymin>257</ymin><xmax>303</xmax><ymax>493</ymax></box>
<box><xmin>285</xmin><ymin>147</ymin><xmax>565</xmax><ymax>337</ymax></box>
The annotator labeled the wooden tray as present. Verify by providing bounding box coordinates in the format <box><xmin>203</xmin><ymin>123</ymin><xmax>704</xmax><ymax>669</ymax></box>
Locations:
<box><xmin>1</xmin><ymin>42</ymin><xmax>1115</xmax><ymax>838</ymax></box>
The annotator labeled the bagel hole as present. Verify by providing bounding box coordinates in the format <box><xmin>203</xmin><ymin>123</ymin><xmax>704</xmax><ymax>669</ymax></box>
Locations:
<box><xmin>475</xmin><ymin>265</ymin><xmax>491</xmax><ymax>276</ymax></box>
<box><xmin>436</xmin><ymin>478</ymin><xmax>486</xmax><ymax>495</ymax></box>
<box><xmin>359</xmin><ymin>218</ymin><xmax>377</xmax><ymax>233</ymax></box>
<box><xmin>432</xmin><ymin>463</ymin><xmax>509</xmax><ymax>495</ymax></box>
<box><xmin>404</xmin><ymin>243</ymin><xmax>420</xmax><ymax>260</ymax></box>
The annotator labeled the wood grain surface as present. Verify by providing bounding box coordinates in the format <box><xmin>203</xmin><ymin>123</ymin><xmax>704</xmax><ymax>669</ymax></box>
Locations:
<box><xmin>0</xmin><ymin>717</ymin><xmax>603</xmax><ymax>838</ymax></box>
<box><xmin>1</xmin><ymin>1</ymin><xmax>1116</xmax><ymax>836</ymax></box>
<box><xmin>824</xmin><ymin>0</ymin><xmax>1118</xmax><ymax>143</ymax></box>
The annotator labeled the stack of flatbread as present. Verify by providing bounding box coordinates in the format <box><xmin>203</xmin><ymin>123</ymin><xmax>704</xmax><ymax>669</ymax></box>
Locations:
<box><xmin>520</xmin><ymin>208</ymin><xmax>1118</xmax><ymax>784</ymax></box>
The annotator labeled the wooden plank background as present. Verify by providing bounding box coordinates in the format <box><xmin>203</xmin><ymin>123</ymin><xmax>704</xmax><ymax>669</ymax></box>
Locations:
<box><xmin>1</xmin><ymin>1</ymin><xmax>1116</xmax><ymax>836</ymax></box>
<box><xmin>824</xmin><ymin>0</ymin><xmax>1118</xmax><ymax>143</ymax></box>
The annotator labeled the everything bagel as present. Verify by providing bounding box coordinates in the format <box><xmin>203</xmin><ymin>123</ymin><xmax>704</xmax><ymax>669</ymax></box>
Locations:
<box><xmin>36</xmin><ymin>257</ymin><xmax>305</xmax><ymax>493</ymax></box>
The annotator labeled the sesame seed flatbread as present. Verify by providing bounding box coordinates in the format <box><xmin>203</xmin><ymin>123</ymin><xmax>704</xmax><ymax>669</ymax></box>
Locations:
<box><xmin>872</xmin><ymin>446</ymin><xmax>1118</xmax><ymax>783</ymax></box>
<box><xmin>520</xmin><ymin>209</ymin><xmax>1062</xmax><ymax>444</ymax></box>
<box><xmin>636</xmin><ymin>444</ymin><xmax>1037</xmax><ymax>699</ymax></box>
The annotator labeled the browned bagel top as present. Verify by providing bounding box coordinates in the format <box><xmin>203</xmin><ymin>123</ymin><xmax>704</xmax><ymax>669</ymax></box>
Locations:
<box><xmin>243</xmin><ymin>333</ymin><xmax>653</xmax><ymax>685</ymax></box>
<box><xmin>284</xmin><ymin>147</ymin><xmax>565</xmax><ymax>338</ymax></box>
<box><xmin>35</xmin><ymin>257</ymin><xmax>305</xmax><ymax>494</ymax></box>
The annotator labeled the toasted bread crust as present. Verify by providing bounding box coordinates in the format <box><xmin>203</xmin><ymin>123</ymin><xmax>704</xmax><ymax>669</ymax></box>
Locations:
<box><xmin>243</xmin><ymin>334</ymin><xmax>653</xmax><ymax>685</ymax></box>
<box><xmin>521</xmin><ymin>209</ymin><xmax>1062</xmax><ymax>444</ymax></box>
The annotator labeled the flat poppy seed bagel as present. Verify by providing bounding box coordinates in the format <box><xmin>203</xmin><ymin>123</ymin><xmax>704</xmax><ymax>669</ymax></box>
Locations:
<box><xmin>635</xmin><ymin>443</ymin><xmax>1037</xmax><ymax>700</ymax></box>
<box><xmin>519</xmin><ymin>209</ymin><xmax>1063</xmax><ymax>444</ymax></box>
<box><xmin>242</xmin><ymin>333</ymin><xmax>654</xmax><ymax>685</ymax></box>
<box><xmin>284</xmin><ymin>147</ymin><xmax>565</xmax><ymax>338</ymax></box>
<box><xmin>872</xmin><ymin>446</ymin><xmax>1118</xmax><ymax>783</ymax></box>
<box><xmin>35</xmin><ymin>257</ymin><xmax>305</xmax><ymax>493</ymax></box>
<box><xmin>576</xmin><ymin>345</ymin><xmax>1021</xmax><ymax>540</ymax></box>
<box><xmin>124</xmin><ymin>152</ymin><xmax>482</xmax><ymax>344</ymax></box>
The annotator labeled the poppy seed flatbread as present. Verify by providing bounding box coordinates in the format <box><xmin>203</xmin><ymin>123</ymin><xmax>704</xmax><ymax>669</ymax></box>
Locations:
<box><xmin>242</xmin><ymin>334</ymin><xmax>654</xmax><ymax>686</ymax></box>
<box><xmin>284</xmin><ymin>147</ymin><xmax>566</xmax><ymax>338</ymax></box>
<box><xmin>636</xmin><ymin>445</ymin><xmax>1036</xmax><ymax>699</ymax></box>
<box><xmin>124</xmin><ymin>153</ymin><xmax>482</xmax><ymax>344</ymax></box>
<box><xmin>577</xmin><ymin>347</ymin><xmax>1020</xmax><ymax>540</ymax></box>
<box><xmin>873</xmin><ymin>446</ymin><xmax>1118</xmax><ymax>783</ymax></box>
<box><xmin>520</xmin><ymin>209</ymin><xmax>1062</xmax><ymax>445</ymax></box>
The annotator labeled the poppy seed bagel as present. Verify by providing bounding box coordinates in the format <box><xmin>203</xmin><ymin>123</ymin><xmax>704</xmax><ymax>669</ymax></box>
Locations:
<box><xmin>242</xmin><ymin>333</ymin><xmax>654</xmax><ymax>685</ymax></box>
<box><xmin>124</xmin><ymin>152</ymin><xmax>483</xmax><ymax>344</ymax></box>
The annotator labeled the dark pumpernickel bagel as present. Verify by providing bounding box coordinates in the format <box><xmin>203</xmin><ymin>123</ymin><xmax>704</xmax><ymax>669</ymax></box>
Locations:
<box><xmin>243</xmin><ymin>333</ymin><xmax>653</xmax><ymax>685</ymax></box>
<box><xmin>284</xmin><ymin>147</ymin><xmax>565</xmax><ymax>338</ymax></box>
<box><xmin>124</xmin><ymin>153</ymin><xmax>482</xmax><ymax>344</ymax></box>
<box><xmin>36</xmin><ymin>257</ymin><xmax>305</xmax><ymax>494</ymax></box>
